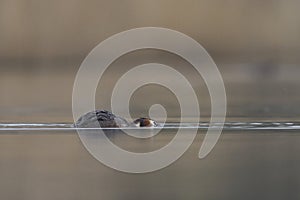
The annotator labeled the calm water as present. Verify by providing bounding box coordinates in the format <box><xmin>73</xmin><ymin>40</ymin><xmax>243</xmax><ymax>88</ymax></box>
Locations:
<box><xmin>1</xmin><ymin>64</ymin><xmax>300</xmax><ymax>199</ymax></box>
<box><xmin>0</xmin><ymin>124</ymin><xmax>300</xmax><ymax>200</ymax></box>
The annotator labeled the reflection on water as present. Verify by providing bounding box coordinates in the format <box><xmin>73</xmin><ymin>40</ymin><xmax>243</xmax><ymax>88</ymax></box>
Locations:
<box><xmin>1</xmin><ymin>1</ymin><xmax>300</xmax><ymax>198</ymax></box>
<box><xmin>0</xmin><ymin>63</ymin><xmax>300</xmax><ymax>199</ymax></box>
<box><xmin>1</xmin><ymin>61</ymin><xmax>300</xmax><ymax>122</ymax></box>
<box><xmin>0</xmin><ymin>129</ymin><xmax>299</xmax><ymax>200</ymax></box>
<box><xmin>2</xmin><ymin>122</ymin><xmax>300</xmax><ymax>131</ymax></box>
<box><xmin>1</xmin><ymin>53</ymin><xmax>300</xmax><ymax>199</ymax></box>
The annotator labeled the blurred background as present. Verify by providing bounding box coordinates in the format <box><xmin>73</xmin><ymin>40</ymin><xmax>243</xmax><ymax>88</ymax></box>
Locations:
<box><xmin>1</xmin><ymin>2</ymin><xmax>300</xmax><ymax>200</ymax></box>
<box><xmin>0</xmin><ymin>0</ymin><xmax>300</xmax><ymax>122</ymax></box>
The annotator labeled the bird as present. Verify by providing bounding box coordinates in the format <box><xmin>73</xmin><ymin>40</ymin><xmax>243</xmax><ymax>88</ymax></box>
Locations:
<box><xmin>132</xmin><ymin>117</ymin><xmax>157</xmax><ymax>127</ymax></box>
<box><xmin>74</xmin><ymin>110</ymin><xmax>157</xmax><ymax>128</ymax></box>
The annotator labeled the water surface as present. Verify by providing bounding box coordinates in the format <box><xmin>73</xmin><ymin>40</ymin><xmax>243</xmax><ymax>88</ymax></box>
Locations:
<box><xmin>0</xmin><ymin>127</ymin><xmax>299</xmax><ymax>200</ymax></box>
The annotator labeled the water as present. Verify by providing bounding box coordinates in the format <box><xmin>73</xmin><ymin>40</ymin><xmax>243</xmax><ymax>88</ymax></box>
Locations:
<box><xmin>1</xmin><ymin>65</ymin><xmax>300</xmax><ymax>199</ymax></box>
<box><xmin>1</xmin><ymin>2</ymin><xmax>300</xmax><ymax>198</ymax></box>
<box><xmin>0</xmin><ymin>122</ymin><xmax>300</xmax><ymax>200</ymax></box>
<box><xmin>1</xmin><ymin>121</ymin><xmax>300</xmax><ymax>131</ymax></box>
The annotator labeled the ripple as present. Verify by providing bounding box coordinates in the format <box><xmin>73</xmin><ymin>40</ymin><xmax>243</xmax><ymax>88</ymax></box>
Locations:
<box><xmin>0</xmin><ymin>121</ymin><xmax>300</xmax><ymax>132</ymax></box>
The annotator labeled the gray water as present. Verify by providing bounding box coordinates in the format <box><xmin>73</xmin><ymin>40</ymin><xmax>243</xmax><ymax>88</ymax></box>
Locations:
<box><xmin>0</xmin><ymin>123</ymin><xmax>300</xmax><ymax>200</ymax></box>
<box><xmin>1</xmin><ymin>1</ymin><xmax>300</xmax><ymax>199</ymax></box>
<box><xmin>1</xmin><ymin>64</ymin><xmax>300</xmax><ymax>200</ymax></box>
<box><xmin>1</xmin><ymin>122</ymin><xmax>300</xmax><ymax>131</ymax></box>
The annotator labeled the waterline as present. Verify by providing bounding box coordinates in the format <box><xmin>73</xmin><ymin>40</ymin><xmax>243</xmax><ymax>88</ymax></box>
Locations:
<box><xmin>0</xmin><ymin>122</ymin><xmax>300</xmax><ymax>132</ymax></box>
